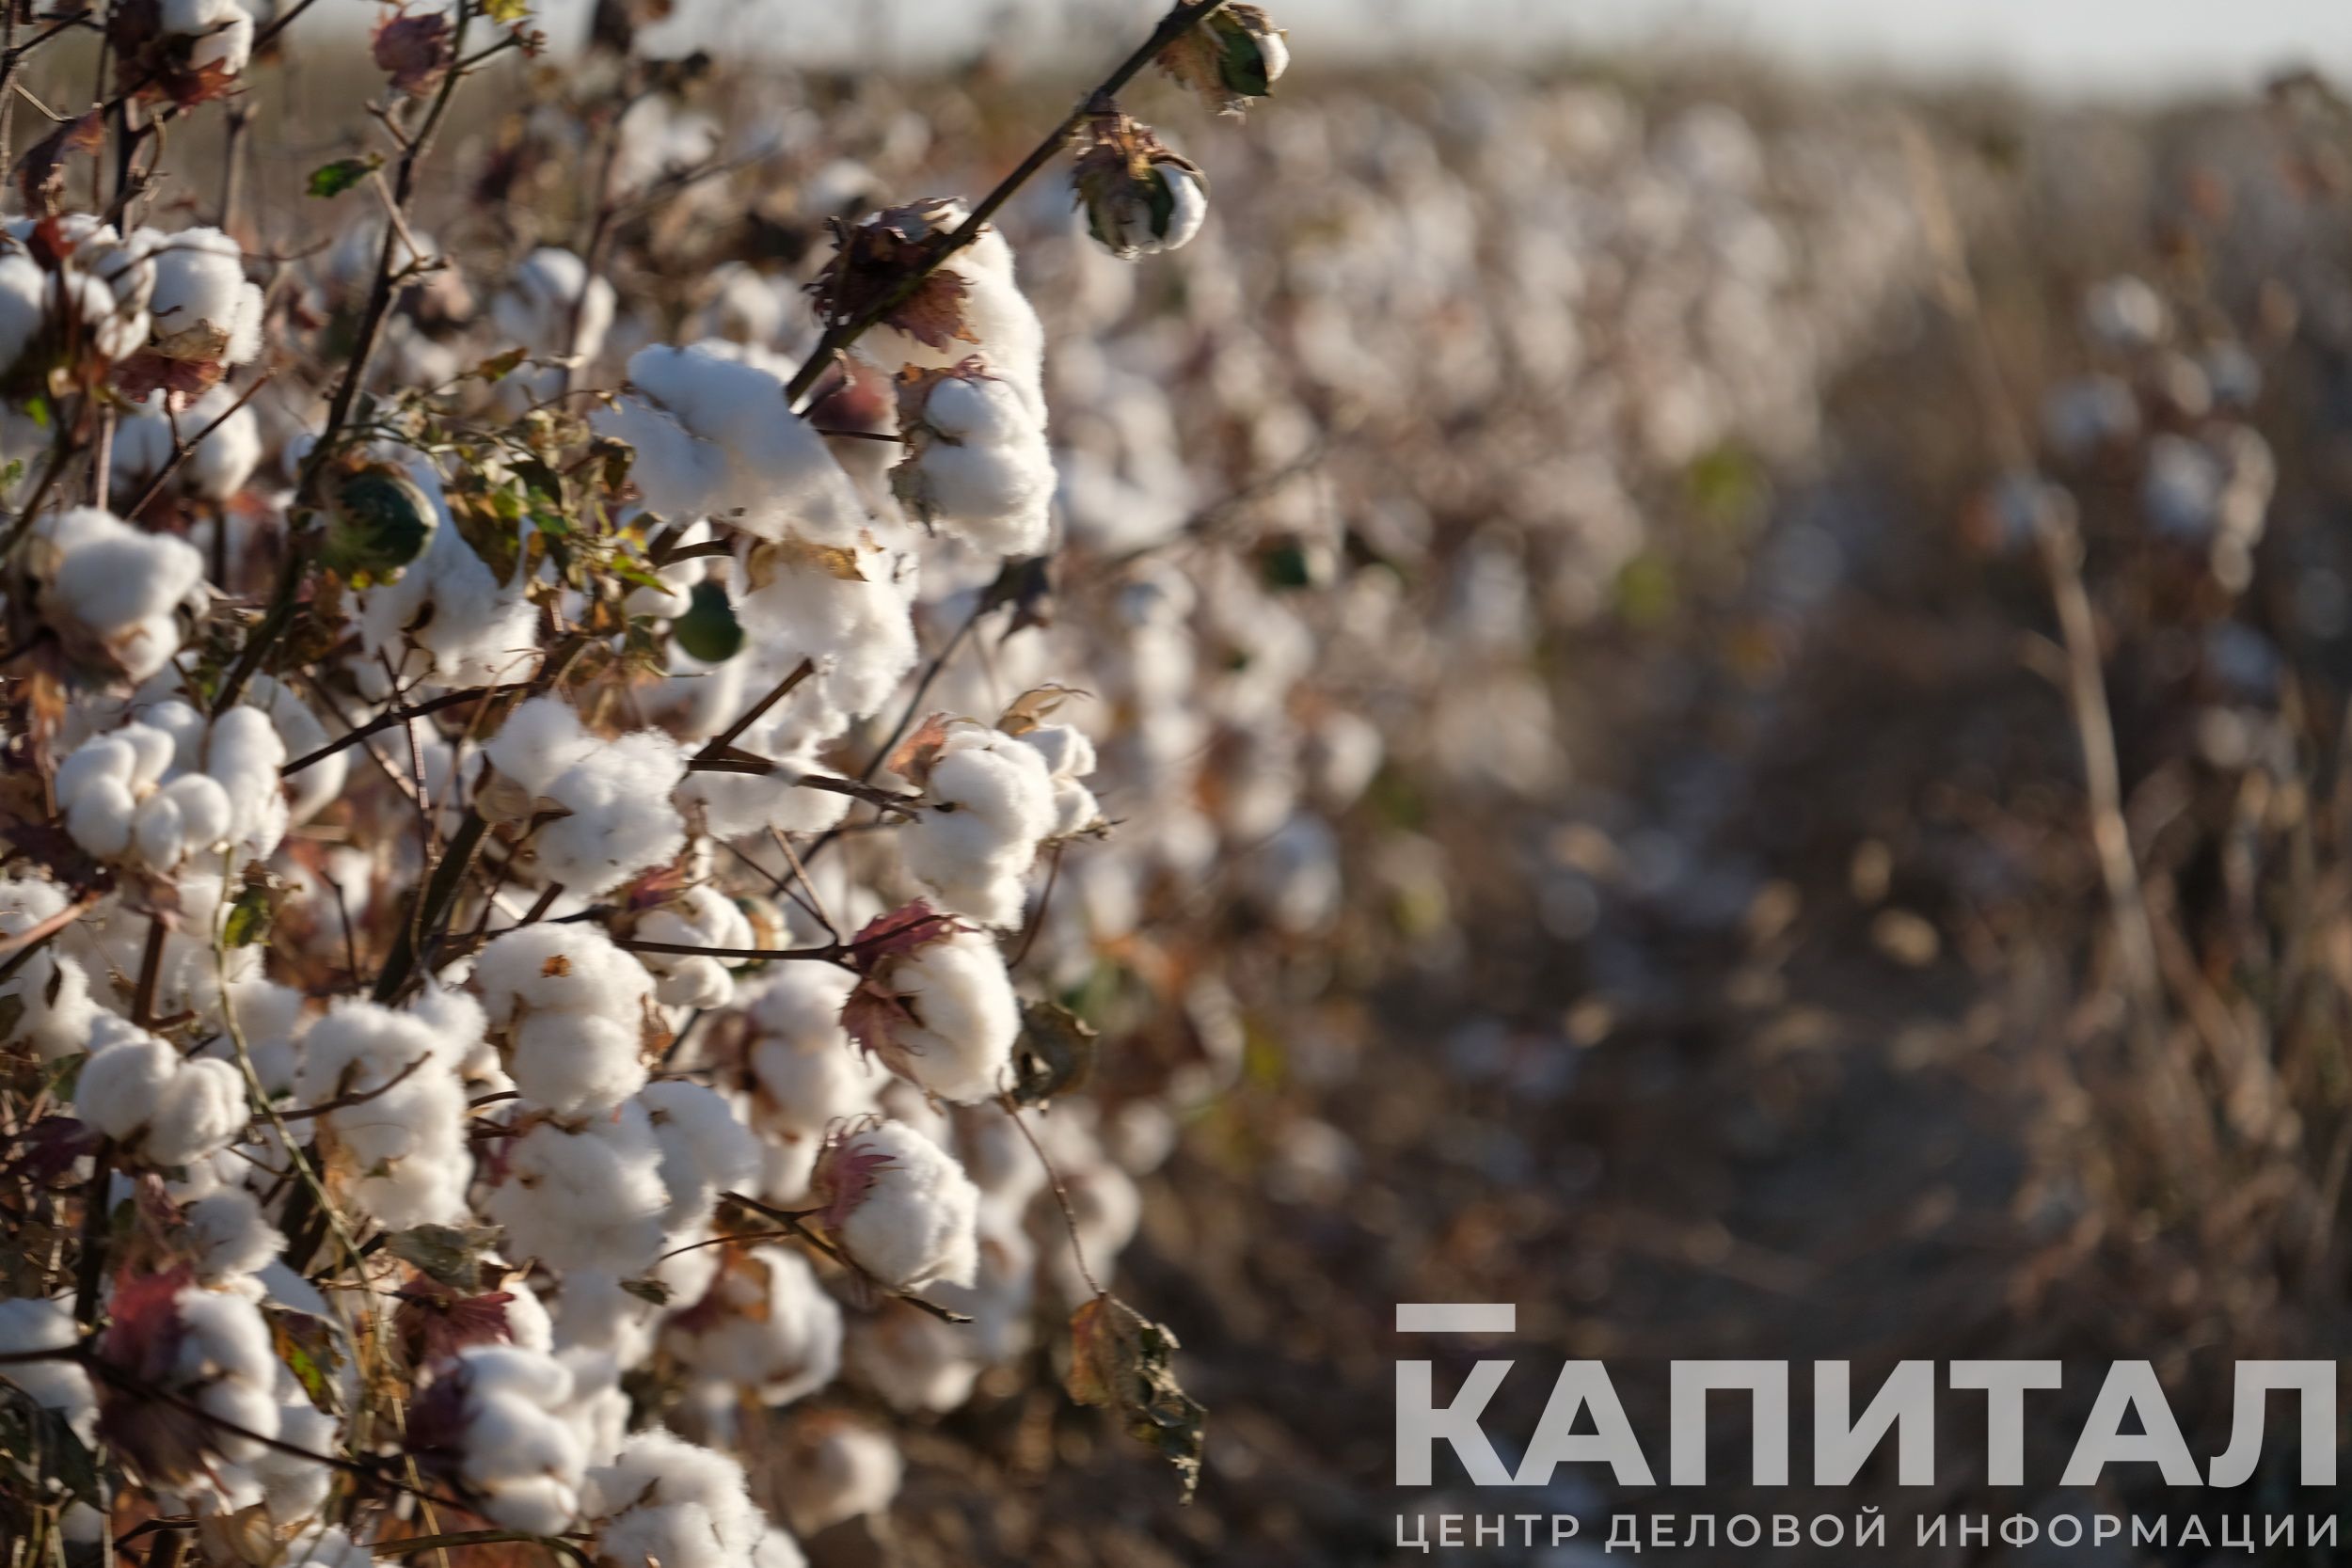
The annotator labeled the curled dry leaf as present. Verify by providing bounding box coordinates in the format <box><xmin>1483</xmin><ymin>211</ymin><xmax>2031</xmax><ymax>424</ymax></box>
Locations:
<box><xmin>1065</xmin><ymin>1292</ymin><xmax>1206</xmax><ymax>1503</ymax></box>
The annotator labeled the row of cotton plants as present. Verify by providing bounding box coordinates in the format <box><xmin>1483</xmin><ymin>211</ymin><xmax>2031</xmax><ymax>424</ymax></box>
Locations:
<box><xmin>0</xmin><ymin>0</ymin><xmax>1304</xmax><ymax>1559</ymax></box>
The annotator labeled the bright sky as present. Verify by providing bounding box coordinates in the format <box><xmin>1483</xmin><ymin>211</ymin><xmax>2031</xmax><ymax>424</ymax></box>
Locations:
<box><xmin>617</xmin><ymin>0</ymin><xmax>2352</xmax><ymax>98</ymax></box>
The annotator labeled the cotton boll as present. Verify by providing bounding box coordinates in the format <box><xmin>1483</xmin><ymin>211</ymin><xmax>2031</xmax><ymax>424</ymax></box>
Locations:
<box><xmin>848</xmin><ymin>1299</ymin><xmax>982</xmax><ymax>1414</ymax></box>
<box><xmin>475</xmin><ymin>923</ymin><xmax>657</xmax><ymax>1030</ymax></box>
<box><xmin>585</xmin><ymin>1429</ymin><xmax>771</xmax><ymax>1568</ymax></box>
<box><xmin>898</xmin><ymin>727</ymin><xmax>1057</xmax><ymax>927</ymax></box>
<box><xmin>29</xmin><ymin>508</ymin><xmax>206</xmax><ymax>682</ymax></box>
<box><xmin>76</xmin><ymin>1014</ymin><xmax>247</xmax><ymax>1166</ymax></box>
<box><xmin>506</xmin><ymin>1012</ymin><xmax>647</xmax><ymax>1119</ymax></box>
<box><xmin>280</xmin><ymin>1525</ymin><xmax>369</xmax><ymax>1568</ymax></box>
<box><xmin>631</xmin><ymin>886</ymin><xmax>754</xmax><ymax>1009</ymax></box>
<box><xmin>183</xmin><ymin>1188</ymin><xmax>282</xmax><ymax>1283</ymax></box>
<box><xmin>737</xmin><ymin>575</ymin><xmax>918</xmax><ymax>733</ymax></box>
<box><xmin>665</xmin><ymin>1246</ymin><xmax>842</xmax><ymax>1403</ymax></box>
<box><xmin>253</xmin><ymin>1401</ymin><xmax>339</xmax><ymax>1526</ymax></box>
<box><xmin>860</xmin><ymin>925</ymin><xmax>1020</xmax><ymax>1106</ymax></box>
<box><xmin>167</xmin><ymin>1289</ymin><xmax>281</xmax><ymax>1465</ymax></box>
<box><xmin>485</xmin><ymin>701</ymin><xmax>687</xmax><ymax>896</ymax></box>
<box><xmin>0</xmin><ymin>878</ymin><xmax>99</xmax><ymax>1063</ymax></box>
<box><xmin>487</xmin><ymin>1102</ymin><xmax>670</xmax><ymax>1275</ymax></box>
<box><xmin>0</xmin><ymin>252</ymin><xmax>49</xmax><ymax>377</ymax></box>
<box><xmin>640</xmin><ymin>1080</ymin><xmax>760</xmax><ymax>1232</ymax></box>
<box><xmin>112</xmin><ymin>383</ymin><xmax>262</xmax><ymax>502</ymax></box>
<box><xmin>754</xmin><ymin>1529</ymin><xmax>809</xmax><ymax>1568</ymax></box>
<box><xmin>0</xmin><ymin>1297</ymin><xmax>99</xmax><ymax>1445</ymax></box>
<box><xmin>432</xmin><ymin>1344</ymin><xmax>587</xmax><ymax>1535</ymax></box>
<box><xmin>298</xmin><ymin>1001</ymin><xmax>472</xmax><ymax>1228</ymax></box>
<box><xmin>149</xmin><ymin>228</ymin><xmax>262</xmax><ymax>363</ymax></box>
<box><xmin>818</xmin><ymin>1120</ymin><xmax>980</xmax><ymax>1291</ymax></box>
<box><xmin>593</xmin><ymin>343</ymin><xmax>866</xmax><ymax>542</ymax></box>
<box><xmin>1014</xmin><ymin>721</ymin><xmax>1104</xmax><ymax>837</ymax></box>
<box><xmin>772</xmin><ymin>1418</ymin><xmax>902</xmax><ymax>1538</ymax></box>
<box><xmin>494</xmin><ymin>247</ymin><xmax>616</xmax><ymax>365</ymax></box>
<box><xmin>2085</xmin><ymin>275</ymin><xmax>2168</xmax><ymax>353</ymax></box>
<box><xmin>160</xmin><ymin>0</ymin><xmax>254</xmax><ymax>79</ymax></box>
<box><xmin>892</xmin><ymin>371</ymin><xmax>1055</xmax><ymax>558</ymax></box>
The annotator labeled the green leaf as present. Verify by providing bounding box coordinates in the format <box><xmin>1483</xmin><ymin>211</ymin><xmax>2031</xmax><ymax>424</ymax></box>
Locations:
<box><xmin>673</xmin><ymin>580</ymin><xmax>744</xmax><ymax>664</ymax></box>
<box><xmin>222</xmin><ymin>879</ymin><xmax>275</xmax><ymax>948</ymax></box>
<box><xmin>265</xmin><ymin>1306</ymin><xmax>345</xmax><ymax>1417</ymax></box>
<box><xmin>481</xmin><ymin>0</ymin><xmax>532</xmax><ymax>24</ymax></box>
<box><xmin>307</xmin><ymin>154</ymin><xmax>383</xmax><ymax>199</ymax></box>
<box><xmin>472</xmin><ymin>346</ymin><xmax>528</xmax><ymax>384</ymax></box>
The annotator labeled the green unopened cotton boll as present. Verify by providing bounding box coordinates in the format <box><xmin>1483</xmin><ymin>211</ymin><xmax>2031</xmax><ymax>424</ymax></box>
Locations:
<box><xmin>321</xmin><ymin>465</ymin><xmax>438</xmax><ymax>582</ymax></box>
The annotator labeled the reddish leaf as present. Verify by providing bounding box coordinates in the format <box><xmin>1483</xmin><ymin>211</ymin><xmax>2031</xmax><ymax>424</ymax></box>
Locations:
<box><xmin>882</xmin><ymin>713</ymin><xmax>952</xmax><ymax>790</ymax></box>
<box><xmin>394</xmin><ymin>1279</ymin><xmax>515</xmax><ymax>1370</ymax></box>
<box><xmin>840</xmin><ymin>978</ymin><xmax>915</xmax><ymax>1065</ymax></box>
<box><xmin>100</xmin><ymin>1263</ymin><xmax>193</xmax><ymax>1386</ymax></box>
<box><xmin>847</xmin><ymin>898</ymin><xmax>964</xmax><ymax>967</ymax></box>
<box><xmin>808</xmin><ymin>200</ymin><xmax>978</xmax><ymax>353</ymax></box>
<box><xmin>813</xmin><ymin>1133</ymin><xmax>897</xmax><ymax>1235</ymax></box>
<box><xmin>373</xmin><ymin>9</ymin><xmax>452</xmax><ymax>96</ymax></box>
<box><xmin>113</xmin><ymin>351</ymin><xmax>226</xmax><ymax>408</ymax></box>
<box><xmin>13</xmin><ymin>111</ymin><xmax>102</xmax><ymax>212</ymax></box>
<box><xmin>4</xmin><ymin>1116</ymin><xmax>96</xmax><ymax>1187</ymax></box>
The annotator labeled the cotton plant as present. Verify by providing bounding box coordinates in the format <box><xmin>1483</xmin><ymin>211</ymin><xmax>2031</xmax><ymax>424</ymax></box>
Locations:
<box><xmin>0</xmin><ymin>0</ymin><xmax>1282</xmax><ymax>1553</ymax></box>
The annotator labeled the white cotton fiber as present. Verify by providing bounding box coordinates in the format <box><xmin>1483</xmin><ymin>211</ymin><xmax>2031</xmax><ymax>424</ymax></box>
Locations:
<box><xmin>821</xmin><ymin>1119</ymin><xmax>979</xmax><ymax>1291</ymax></box>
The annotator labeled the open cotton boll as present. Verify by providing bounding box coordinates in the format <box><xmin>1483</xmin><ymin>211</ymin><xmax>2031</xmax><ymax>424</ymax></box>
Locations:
<box><xmin>630</xmin><ymin>885</ymin><xmax>754</xmax><ymax>1009</ymax></box>
<box><xmin>665</xmin><ymin>1246</ymin><xmax>841</xmax><ymax>1403</ymax></box>
<box><xmin>0</xmin><ymin>878</ymin><xmax>99</xmax><ymax>1063</ymax></box>
<box><xmin>675</xmin><ymin>741</ymin><xmax>855</xmax><ymax>842</ymax></box>
<box><xmin>508</xmin><ymin>1011</ymin><xmax>647</xmax><ymax>1117</ymax></box>
<box><xmin>297</xmin><ymin>1000</ymin><xmax>472</xmax><ymax>1228</ymax></box>
<box><xmin>183</xmin><ymin>1187</ymin><xmax>283</xmax><ymax>1284</ymax></box>
<box><xmin>641</xmin><ymin>1080</ymin><xmax>759</xmax><ymax>1231</ymax></box>
<box><xmin>493</xmin><ymin>246</ymin><xmax>615</xmax><ymax>372</ymax></box>
<box><xmin>747</xmin><ymin>965</ymin><xmax>885</xmax><ymax>1129</ymax></box>
<box><xmin>279</xmin><ymin>1526</ymin><xmax>369</xmax><ymax>1568</ymax></box>
<box><xmin>848</xmin><ymin>1299</ymin><xmax>983</xmax><ymax>1414</ymax></box>
<box><xmin>111</xmin><ymin>383</ymin><xmax>262</xmax><ymax>503</ymax></box>
<box><xmin>29</xmin><ymin>508</ymin><xmax>205</xmax><ymax>682</ymax></box>
<box><xmin>0</xmin><ymin>252</ymin><xmax>49</xmax><ymax>378</ymax></box>
<box><xmin>430</xmin><ymin>1344</ymin><xmax>587</xmax><ymax>1534</ymax></box>
<box><xmin>818</xmin><ymin>1119</ymin><xmax>980</xmax><ymax>1291</ymax></box>
<box><xmin>75</xmin><ymin>1014</ymin><xmax>246</xmax><ymax>1167</ymax></box>
<box><xmin>892</xmin><ymin>370</ymin><xmax>1056</xmax><ymax>558</ymax></box>
<box><xmin>160</xmin><ymin>0</ymin><xmax>255</xmax><ymax>79</ymax></box>
<box><xmin>1014</xmin><ymin>721</ymin><xmax>1104</xmax><ymax>837</ymax></box>
<box><xmin>487</xmin><ymin>1101</ymin><xmax>669</xmax><ymax>1275</ymax></box>
<box><xmin>594</xmin><ymin>343</ymin><xmax>866</xmax><ymax>541</ymax></box>
<box><xmin>898</xmin><ymin>727</ymin><xmax>1057</xmax><ymax>927</ymax></box>
<box><xmin>485</xmin><ymin>701</ymin><xmax>687</xmax><ymax>896</ymax></box>
<box><xmin>585</xmin><ymin>1429</ymin><xmax>777</xmax><ymax>1568</ymax></box>
<box><xmin>148</xmin><ymin>228</ymin><xmax>262</xmax><ymax>364</ymax></box>
<box><xmin>774</xmin><ymin>1418</ymin><xmax>902</xmax><ymax>1539</ymax></box>
<box><xmin>475</xmin><ymin>923</ymin><xmax>656</xmax><ymax>1030</ymax></box>
<box><xmin>0</xmin><ymin>1297</ymin><xmax>99</xmax><ymax>1445</ymax></box>
<box><xmin>864</xmin><ymin>927</ymin><xmax>1020</xmax><ymax>1105</ymax></box>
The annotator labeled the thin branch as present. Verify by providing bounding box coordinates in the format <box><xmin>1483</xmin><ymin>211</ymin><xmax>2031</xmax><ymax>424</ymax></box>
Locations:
<box><xmin>283</xmin><ymin>684</ymin><xmax>530</xmax><ymax>776</ymax></box>
<box><xmin>780</xmin><ymin>0</ymin><xmax>1233</xmax><ymax>409</ymax></box>
<box><xmin>719</xmin><ymin>1191</ymin><xmax>971</xmax><ymax>1323</ymax></box>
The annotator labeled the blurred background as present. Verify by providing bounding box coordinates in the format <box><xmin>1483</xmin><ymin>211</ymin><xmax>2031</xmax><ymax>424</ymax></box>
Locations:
<box><xmin>64</xmin><ymin>0</ymin><xmax>2352</xmax><ymax>1560</ymax></box>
